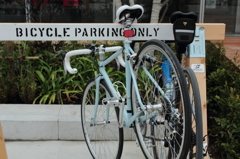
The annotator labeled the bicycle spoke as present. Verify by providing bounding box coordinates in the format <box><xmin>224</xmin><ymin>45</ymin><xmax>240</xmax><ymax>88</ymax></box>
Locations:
<box><xmin>81</xmin><ymin>79</ymin><xmax>123</xmax><ymax>159</ymax></box>
<box><xmin>132</xmin><ymin>40</ymin><xmax>191</xmax><ymax>159</ymax></box>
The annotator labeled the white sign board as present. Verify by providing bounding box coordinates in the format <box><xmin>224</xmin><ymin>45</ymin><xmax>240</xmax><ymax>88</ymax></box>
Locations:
<box><xmin>0</xmin><ymin>23</ymin><xmax>174</xmax><ymax>41</ymax></box>
<box><xmin>191</xmin><ymin>64</ymin><xmax>205</xmax><ymax>73</ymax></box>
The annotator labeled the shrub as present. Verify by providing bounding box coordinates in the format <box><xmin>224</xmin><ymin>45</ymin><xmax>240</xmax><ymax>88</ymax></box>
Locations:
<box><xmin>0</xmin><ymin>44</ymin><xmax>19</xmax><ymax>103</ymax></box>
<box><xmin>206</xmin><ymin>41</ymin><xmax>240</xmax><ymax>159</ymax></box>
<box><xmin>0</xmin><ymin>41</ymin><xmax>126</xmax><ymax>104</ymax></box>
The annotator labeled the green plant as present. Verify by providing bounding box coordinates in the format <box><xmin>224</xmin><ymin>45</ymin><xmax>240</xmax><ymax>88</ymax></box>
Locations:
<box><xmin>0</xmin><ymin>75</ymin><xmax>10</xmax><ymax>103</ymax></box>
<box><xmin>33</xmin><ymin>58</ymin><xmax>78</xmax><ymax>104</ymax></box>
<box><xmin>0</xmin><ymin>49</ymin><xmax>9</xmax><ymax>103</ymax></box>
<box><xmin>17</xmin><ymin>70</ymin><xmax>37</xmax><ymax>104</ymax></box>
<box><xmin>0</xmin><ymin>44</ymin><xmax>19</xmax><ymax>103</ymax></box>
<box><xmin>231</xmin><ymin>51</ymin><xmax>240</xmax><ymax>68</ymax></box>
<box><xmin>0</xmin><ymin>40</ymin><xmax>127</xmax><ymax>104</ymax></box>
<box><xmin>13</xmin><ymin>42</ymin><xmax>38</xmax><ymax>103</ymax></box>
<box><xmin>206</xmin><ymin>41</ymin><xmax>240</xmax><ymax>159</ymax></box>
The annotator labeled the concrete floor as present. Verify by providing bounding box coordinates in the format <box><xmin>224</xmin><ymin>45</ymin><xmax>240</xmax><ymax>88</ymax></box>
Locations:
<box><xmin>5</xmin><ymin>141</ymin><xmax>145</xmax><ymax>159</ymax></box>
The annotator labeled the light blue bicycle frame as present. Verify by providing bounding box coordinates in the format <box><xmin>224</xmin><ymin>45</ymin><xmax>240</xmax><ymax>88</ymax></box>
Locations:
<box><xmin>91</xmin><ymin>42</ymin><xmax>170</xmax><ymax>128</ymax></box>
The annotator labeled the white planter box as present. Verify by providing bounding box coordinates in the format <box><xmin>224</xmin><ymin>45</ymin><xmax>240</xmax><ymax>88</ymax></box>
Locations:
<box><xmin>0</xmin><ymin>104</ymin><xmax>135</xmax><ymax>141</ymax></box>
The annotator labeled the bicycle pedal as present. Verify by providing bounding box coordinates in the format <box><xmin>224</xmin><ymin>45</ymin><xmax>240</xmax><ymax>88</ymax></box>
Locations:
<box><xmin>147</xmin><ymin>144</ymin><xmax>156</xmax><ymax>148</ymax></box>
<box><xmin>102</xmin><ymin>97</ymin><xmax>122</xmax><ymax>107</ymax></box>
<box><xmin>144</xmin><ymin>140</ymin><xmax>156</xmax><ymax>148</ymax></box>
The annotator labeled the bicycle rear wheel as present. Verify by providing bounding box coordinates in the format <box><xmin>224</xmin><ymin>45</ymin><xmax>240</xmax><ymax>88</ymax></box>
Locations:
<box><xmin>184</xmin><ymin>67</ymin><xmax>203</xmax><ymax>159</ymax></box>
<box><xmin>132</xmin><ymin>39</ymin><xmax>191</xmax><ymax>159</ymax></box>
<box><xmin>81</xmin><ymin>78</ymin><xmax>124</xmax><ymax>159</ymax></box>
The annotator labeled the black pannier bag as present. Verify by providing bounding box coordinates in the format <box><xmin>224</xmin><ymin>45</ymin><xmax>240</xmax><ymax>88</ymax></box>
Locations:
<box><xmin>170</xmin><ymin>11</ymin><xmax>198</xmax><ymax>54</ymax></box>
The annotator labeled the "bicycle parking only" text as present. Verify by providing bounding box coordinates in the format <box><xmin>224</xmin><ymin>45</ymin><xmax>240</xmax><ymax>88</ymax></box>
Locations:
<box><xmin>16</xmin><ymin>27</ymin><xmax>160</xmax><ymax>38</ymax></box>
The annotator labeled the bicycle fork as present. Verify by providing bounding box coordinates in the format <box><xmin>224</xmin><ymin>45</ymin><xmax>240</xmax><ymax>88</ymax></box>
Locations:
<box><xmin>102</xmin><ymin>96</ymin><xmax>125</xmax><ymax>128</ymax></box>
<box><xmin>91</xmin><ymin>75</ymin><xmax>125</xmax><ymax>128</ymax></box>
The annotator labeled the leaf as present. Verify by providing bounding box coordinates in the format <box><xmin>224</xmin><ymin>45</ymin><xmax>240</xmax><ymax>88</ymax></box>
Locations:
<box><xmin>33</xmin><ymin>95</ymin><xmax>42</xmax><ymax>104</ymax></box>
<box><xmin>63</xmin><ymin>76</ymin><xmax>76</xmax><ymax>84</ymax></box>
<box><xmin>49</xmin><ymin>93</ymin><xmax>56</xmax><ymax>104</ymax></box>
<box><xmin>36</xmin><ymin>71</ymin><xmax>45</xmax><ymax>82</ymax></box>
<box><xmin>62</xmin><ymin>90</ymin><xmax>82</xmax><ymax>94</ymax></box>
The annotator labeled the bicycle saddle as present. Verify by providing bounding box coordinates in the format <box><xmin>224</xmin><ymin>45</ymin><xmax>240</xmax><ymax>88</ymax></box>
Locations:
<box><xmin>115</xmin><ymin>5</ymin><xmax>144</xmax><ymax>23</ymax></box>
<box><xmin>170</xmin><ymin>11</ymin><xmax>197</xmax><ymax>23</ymax></box>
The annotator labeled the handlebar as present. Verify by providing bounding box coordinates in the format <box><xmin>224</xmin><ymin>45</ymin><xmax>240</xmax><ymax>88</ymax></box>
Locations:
<box><xmin>104</xmin><ymin>46</ymin><xmax>122</xmax><ymax>53</ymax></box>
<box><xmin>64</xmin><ymin>49</ymin><xmax>92</xmax><ymax>74</ymax></box>
<box><xmin>63</xmin><ymin>46</ymin><xmax>123</xmax><ymax>74</ymax></box>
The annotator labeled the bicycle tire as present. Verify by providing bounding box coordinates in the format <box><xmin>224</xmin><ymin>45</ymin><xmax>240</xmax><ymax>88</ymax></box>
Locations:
<box><xmin>81</xmin><ymin>78</ymin><xmax>124</xmax><ymax>159</ymax></box>
<box><xmin>131</xmin><ymin>39</ymin><xmax>191</xmax><ymax>159</ymax></box>
<box><xmin>184</xmin><ymin>67</ymin><xmax>203</xmax><ymax>159</ymax></box>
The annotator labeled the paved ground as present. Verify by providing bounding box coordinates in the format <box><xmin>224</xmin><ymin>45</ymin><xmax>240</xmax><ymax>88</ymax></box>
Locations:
<box><xmin>5</xmin><ymin>141</ymin><xmax>145</xmax><ymax>159</ymax></box>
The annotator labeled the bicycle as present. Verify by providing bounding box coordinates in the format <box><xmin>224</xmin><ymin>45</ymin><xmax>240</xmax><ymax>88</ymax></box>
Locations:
<box><xmin>130</xmin><ymin>10</ymin><xmax>204</xmax><ymax>159</ymax></box>
<box><xmin>63</xmin><ymin>5</ymin><xmax>193</xmax><ymax>159</ymax></box>
<box><xmin>184</xmin><ymin>68</ymin><xmax>203</xmax><ymax>159</ymax></box>
<box><xmin>169</xmin><ymin>11</ymin><xmax>203</xmax><ymax>159</ymax></box>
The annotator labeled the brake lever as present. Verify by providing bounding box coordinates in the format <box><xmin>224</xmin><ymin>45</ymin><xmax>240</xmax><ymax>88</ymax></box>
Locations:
<box><xmin>61</xmin><ymin>51</ymin><xmax>68</xmax><ymax>75</ymax></box>
<box><xmin>86</xmin><ymin>43</ymin><xmax>96</xmax><ymax>56</ymax></box>
<box><xmin>61</xmin><ymin>50</ymin><xmax>67</xmax><ymax>60</ymax></box>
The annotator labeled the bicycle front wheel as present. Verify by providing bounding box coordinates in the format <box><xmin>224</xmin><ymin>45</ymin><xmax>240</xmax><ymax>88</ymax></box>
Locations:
<box><xmin>81</xmin><ymin>78</ymin><xmax>124</xmax><ymax>159</ymax></box>
<box><xmin>132</xmin><ymin>39</ymin><xmax>191</xmax><ymax>159</ymax></box>
<box><xmin>184</xmin><ymin>67</ymin><xmax>203</xmax><ymax>159</ymax></box>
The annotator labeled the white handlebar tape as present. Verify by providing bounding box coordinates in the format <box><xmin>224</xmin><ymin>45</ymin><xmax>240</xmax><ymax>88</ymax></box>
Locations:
<box><xmin>65</xmin><ymin>46</ymin><xmax>125</xmax><ymax>74</ymax></box>
<box><xmin>65</xmin><ymin>49</ymin><xmax>92</xmax><ymax>74</ymax></box>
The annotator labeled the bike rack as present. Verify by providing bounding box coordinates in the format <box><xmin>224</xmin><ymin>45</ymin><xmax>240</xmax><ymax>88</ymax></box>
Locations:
<box><xmin>184</xmin><ymin>24</ymin><xmax>225</xmax><ymax>159</ymax></box>
<box><xmin>0</xmin><ymin>23</ymin><xmax>225</xmax><ymax>159</ymax></box>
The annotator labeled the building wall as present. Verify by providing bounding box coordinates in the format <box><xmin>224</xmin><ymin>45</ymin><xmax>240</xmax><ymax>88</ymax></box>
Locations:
<box><xmin>204</xmin><ymin>0</ymin><xmax>239</xmax><ymax>35</ymax></box>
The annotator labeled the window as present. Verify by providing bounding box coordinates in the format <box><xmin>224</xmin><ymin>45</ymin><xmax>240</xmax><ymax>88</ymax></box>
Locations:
<box><xmin>204</xmin><ymin>0</ymin><xmax>239</xmax><ymax>34</ymax></box>
<box><xmin>0</xmin><ymin>0</ymin><xmax>113</xmax><ymax>23</ymax></box>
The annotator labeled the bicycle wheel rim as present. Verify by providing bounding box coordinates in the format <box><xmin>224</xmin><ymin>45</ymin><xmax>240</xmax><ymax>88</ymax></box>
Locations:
<box><xmin>81</xmin><ymin>79</ymin><xmax>123</xmax><ymax>159</ymax></box>
<box><xmin>132</xmin><ymin>39</ymin><xmax>191</xmax><ymax>159</ymax></box>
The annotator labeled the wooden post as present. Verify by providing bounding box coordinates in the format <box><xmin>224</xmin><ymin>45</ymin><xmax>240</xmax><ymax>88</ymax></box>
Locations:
<box><xmin>0</xmin><ymin>123</ymin><xmax>8</xmax><ymax>159</ymax></box>
<box><xmin>183</xmin><ymin>56</ymin><xmax>208</xmax><ymax>157</ymax></box>
<box><xmin>5</xmin><ymin>42</ymin><xmax>13</xmax><ymax>53</ymax></box>
<box><xmin>183</xmin><ymin>23</ymin><xmax>226</xmax><ymax>158</ymax></box>
<box><xmin>196</xmin><ymin>23</ymin><xmax>226</xmax><ymax>40</ymax></box>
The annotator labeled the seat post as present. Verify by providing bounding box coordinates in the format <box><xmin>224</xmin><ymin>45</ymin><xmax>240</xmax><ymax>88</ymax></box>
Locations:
<box><xmin>121</xmin><ymin>19</ymin><xmax>134</xmax><ymax>43</ymax></box>
<box><xmin>121</xmin><ymin>19</ymin><xmax>133</xmax><ymax>28</ymax></box>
